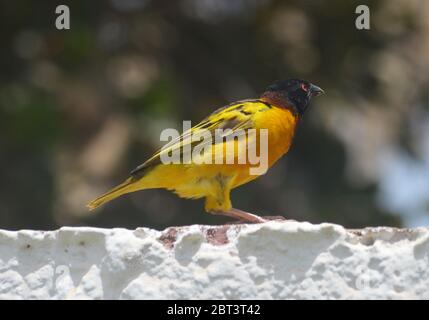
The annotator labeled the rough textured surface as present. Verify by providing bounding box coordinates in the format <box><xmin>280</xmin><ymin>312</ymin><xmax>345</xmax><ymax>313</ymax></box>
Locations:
<box><xmin>0</xmin><ymin>221</ymin><xmax>428</xmax><ymax>299</ymax></box>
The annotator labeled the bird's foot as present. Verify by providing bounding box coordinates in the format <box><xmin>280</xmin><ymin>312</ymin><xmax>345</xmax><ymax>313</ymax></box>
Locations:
<box><xmin>209</xmin><ymin>208</ymin><xmax>267</xmax><ymax>223</ymax></box>
<box><xmin>262</xmin><ymin>215</ymin><xmax>292</xmax><ymax>221</ymax></box>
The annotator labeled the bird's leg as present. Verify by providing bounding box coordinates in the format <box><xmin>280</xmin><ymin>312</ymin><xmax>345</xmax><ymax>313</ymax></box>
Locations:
<box><xmin>206</xmin><ymin>177</ymin><xmax>267</xmax><ymax>223</ymax></box>
<box><xmin>231</xmin><ymin>208</ymin><xmax>267</xmax><ymax>223</ymax></box>
<box><xmin>210</xmin><ymin>208</ymin><xmax>267</xmax><ymax>223</ymax></box>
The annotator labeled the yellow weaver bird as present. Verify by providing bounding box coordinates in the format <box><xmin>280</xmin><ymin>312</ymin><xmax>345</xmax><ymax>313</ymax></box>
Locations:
<box><xmin>87</xmin><ymin>79</ymin><xmax>324</xmax><ymax>223</ymax></box>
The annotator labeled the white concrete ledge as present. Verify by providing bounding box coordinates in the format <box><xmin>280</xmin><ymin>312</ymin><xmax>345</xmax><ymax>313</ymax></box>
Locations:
<box><xmin>0</xmin><ymin>221</ymin><xmax>428</xmax><ymax>299</ymax></box>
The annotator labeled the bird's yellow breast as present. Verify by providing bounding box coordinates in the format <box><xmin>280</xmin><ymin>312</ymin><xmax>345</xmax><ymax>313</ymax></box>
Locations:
<box><xmin>254</xmin><ymin>105</ymin><xmax>298</xmax><ymax>163</ymax></box>
<box><xmin>230</xmin><ymin>105</ymin><xmax>298</xmax><ymax>188</ymax></box>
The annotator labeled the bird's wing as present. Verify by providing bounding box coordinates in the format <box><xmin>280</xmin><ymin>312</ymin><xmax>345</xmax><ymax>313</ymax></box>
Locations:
<box><xmin>130</xmin><ymin>99</ymin><xmax>272</xmax><ymax>177</ymax></box>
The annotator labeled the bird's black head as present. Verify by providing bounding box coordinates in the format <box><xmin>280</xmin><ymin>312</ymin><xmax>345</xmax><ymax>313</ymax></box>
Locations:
<box><xmin>261</xmin><ymin>79</ymin><xmax>324</xmax><ymax>116</ymax></box>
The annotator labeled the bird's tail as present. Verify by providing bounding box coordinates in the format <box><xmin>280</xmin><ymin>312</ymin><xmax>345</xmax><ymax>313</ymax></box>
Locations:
<box><xmin>87</xmin><ymin>177</ymin><xmax>138</xmax><ymax>211</ymax></box>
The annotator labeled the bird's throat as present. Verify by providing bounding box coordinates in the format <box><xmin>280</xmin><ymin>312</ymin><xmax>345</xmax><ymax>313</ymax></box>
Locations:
<box><xmin>260</xmin><ymin>92</ymin><xmax>300</xmax><ymax>117</ymax></box>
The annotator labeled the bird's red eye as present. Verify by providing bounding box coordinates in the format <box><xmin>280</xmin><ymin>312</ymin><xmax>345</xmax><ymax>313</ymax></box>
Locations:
<box><xmin>301</xmin><ymin>83</ymin><xmax>309</xmax><ymax>92</ymax></box>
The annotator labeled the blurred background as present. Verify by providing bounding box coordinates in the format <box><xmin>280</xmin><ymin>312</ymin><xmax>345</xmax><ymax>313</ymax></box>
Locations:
<box><xmin>1</xmin><ymin>0</ymin><xmax>429</xmax><ymax>230</ymax></box>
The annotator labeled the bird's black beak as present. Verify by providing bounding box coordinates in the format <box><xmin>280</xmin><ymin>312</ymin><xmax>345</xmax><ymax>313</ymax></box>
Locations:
<box><xmin>309</xmin><ymin>84</ymin><xmax>324</xmax><ymax>96</ymax></box>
